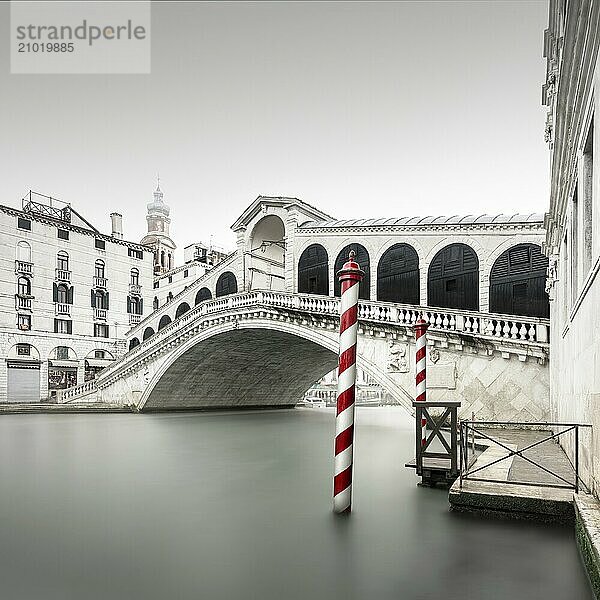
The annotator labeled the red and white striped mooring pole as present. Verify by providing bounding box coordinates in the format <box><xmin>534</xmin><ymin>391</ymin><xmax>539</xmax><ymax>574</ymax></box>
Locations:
<box><xmin>333</xmin><ymin>250</ymin><xmax>364</xmax><ymax>514</ymax></box>
<box><xmin>414</xmin><ymin>318</ymin><xmax>429</xmax><ymax>446</ymax></box>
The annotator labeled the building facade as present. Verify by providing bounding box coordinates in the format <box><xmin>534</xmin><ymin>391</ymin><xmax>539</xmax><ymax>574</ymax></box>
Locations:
<box><xmin>543</xmin><ymin>0</ymin><xmax>600</xmax><ymax>490</ymax></box>
<box><xmin>0</xmin><ymin>191</ymin><xmax>154</xmax><ymax>402</ymax></box>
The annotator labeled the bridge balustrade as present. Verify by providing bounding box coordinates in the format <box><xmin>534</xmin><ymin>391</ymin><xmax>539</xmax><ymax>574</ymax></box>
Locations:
<box><xmin>61</xmin><ymin>291</ymin><xmax>550</xmax><ymax>404</ymax></box>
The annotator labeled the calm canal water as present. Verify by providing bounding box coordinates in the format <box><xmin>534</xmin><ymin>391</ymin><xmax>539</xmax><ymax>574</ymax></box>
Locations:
<box><xmin>0</xmin><ymin>408</ymin><xmax>592</xmax><ymax>599</ymax></box>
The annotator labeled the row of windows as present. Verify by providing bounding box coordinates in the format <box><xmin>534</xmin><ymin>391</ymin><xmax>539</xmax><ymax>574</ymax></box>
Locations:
<box><xmin>15</xmin><ymin>239</ymin><xmax>145</xmax><ymax>265</ymax></box>
<box><xmin>16</xmin><ymin>316</ymin><xmax>110</xmax><ymax>337</ymax></box>
<box><xmin>297</xmin><ymin>242</ymin><xmax>550</xmax><ymax>318</ymax></box>
<box><xmin>17</xmin><ymin>244</ymin><xmax>142</xmax><ymax>284</ymax></box>
<box><xmin>14</xmin><ymin>343</ymin><xmax>110</xmax><ymax>360</ymax></box>
<box><xmin>16</xmin><ymin>279</ymin><xmax>142</xmax><ymax>314</ymax></box>
<box><xmin>561</xmin><ymin>115</ymin><xmax>594</xmax><ymax>325</ymax></box>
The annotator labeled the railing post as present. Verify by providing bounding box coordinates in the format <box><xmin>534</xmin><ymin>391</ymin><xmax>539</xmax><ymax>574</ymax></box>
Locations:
<box><xmin>450</xmin><ymin>404</ymin><xmax>458</xmax><ymax>477</ymax></box>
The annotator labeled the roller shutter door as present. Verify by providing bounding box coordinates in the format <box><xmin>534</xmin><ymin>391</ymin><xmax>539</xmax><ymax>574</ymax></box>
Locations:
<box><xmin>7</xmin><ymin>362</ymin><xmax>40</xmax><ymax>403</ymax></box>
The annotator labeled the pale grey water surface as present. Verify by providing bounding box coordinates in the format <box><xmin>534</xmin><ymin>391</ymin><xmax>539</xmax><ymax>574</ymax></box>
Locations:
<box><xmin>0</xmin><ymin>408</ymin><xmax>592</xmax><ymax>599</ymax></box>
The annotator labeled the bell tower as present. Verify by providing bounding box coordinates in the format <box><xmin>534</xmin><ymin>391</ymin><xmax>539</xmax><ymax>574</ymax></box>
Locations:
<box><xmin>140</xmin><ymin>177</ymin><xmax>177</xmax><ymax>274</ymax></box>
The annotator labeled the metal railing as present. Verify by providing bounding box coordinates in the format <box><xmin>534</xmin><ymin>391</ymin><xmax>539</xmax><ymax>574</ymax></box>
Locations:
<box><xmin>56</xmin><ymin>268</ymin><xmax>71</xmax><ymax>282</ymax></box>
<box><xmin>459</xmin><ymin>421</ymin><xmax>592</xmax><ymax>493</ymax></box>
<box><xmin>94</xmin><ymin>308</ymin><xmax>107</xmax><ymax>321</ymax></box>
<box><xmin>55</xmin><ymin>302</ymin><xmax>71</xmax><ymax>316</ymax></box>
<box><xmin>15</xmin><ymin>260</ymin><xmax>33</xmax><ymax>274</ymax></box>
<box><xmin>129</xmin><ymin>283</ymin><xmax>142</xmax><ymax>296</ymax></box>
<box><xmin>94</xmin><ymin>276</ymin><xmax>107</xmax><ymax>289</ymax></box>
<box><xmin>15</xmin><ymin>295</ymin><xmax>33</xmax><ymax>310</ymax></box>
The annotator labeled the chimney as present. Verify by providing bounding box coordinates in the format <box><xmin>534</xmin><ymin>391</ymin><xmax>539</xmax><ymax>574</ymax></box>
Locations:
<box><xmin>110</xmin><ymin>212</ymin><xmax>123</xmax><ymax>239</ymax></box>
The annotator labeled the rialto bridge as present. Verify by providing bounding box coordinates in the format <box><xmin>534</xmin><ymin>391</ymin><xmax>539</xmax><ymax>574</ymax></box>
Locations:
<box><xmin>61</xmin><ymin>196</ymin><xmax>551</xmax><ymax>421</ymax></box>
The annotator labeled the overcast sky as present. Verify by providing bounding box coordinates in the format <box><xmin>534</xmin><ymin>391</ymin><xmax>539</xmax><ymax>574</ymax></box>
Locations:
<box><xmin>1</xmin><ymin>1</ymin><xmax>549</xmax><ymax>257</ymax></box>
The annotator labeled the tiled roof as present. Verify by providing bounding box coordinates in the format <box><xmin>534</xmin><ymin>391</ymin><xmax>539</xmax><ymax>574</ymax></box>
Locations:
<box><xmin>298</xmin><ymin>214</ymin><xmax>545</xmax><ymax>229</ymax></box>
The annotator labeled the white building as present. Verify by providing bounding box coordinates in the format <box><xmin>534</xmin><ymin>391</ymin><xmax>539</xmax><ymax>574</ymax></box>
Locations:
<box><xmin>543</xmin><ymin>0</ymin><xmax>600</xmax><ymax>489</ymax></box>
<box><xmin>0</xmin><ymin>191</ymin><xmax>154</xmax><ymax>402</ymax></box>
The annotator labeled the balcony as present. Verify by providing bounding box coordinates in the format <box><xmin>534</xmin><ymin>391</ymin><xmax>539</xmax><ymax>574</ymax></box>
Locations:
<box><xmin>94</xmin><ymin>308</ymin><xmax>107</xmax><ymax>321</ymax></box>
<box><xmin>56</xmin><ymin>268</ymin><xmax>71</xmax><ymax>282</ymax></box>
<box><xmin>93</xmin><ymin>276</ymin><xmax>107</xmax><ymax>289</ymax></box>
<box><xmin>129</xmin><ymin>314</ymin><xmax>142</xmax><ymax>326</ymax></box>
<box><xmin>15</xmin><ymin>260</ymin><xmax>33</xmax><ymax>275</ymax></box>
<box><xmin>129</xmin><ymin>283</ymin><xmax>142</xmax><ymax>296</ymax></box>
<box><xmin>15</xmin><ymin>295</ymin><xmax>33</xmax><ymax>311</ymax></box>
<box><xmin>55</xmin><ymin>302</ymin><xmax>71</xmax><ymax>316</ymax></box>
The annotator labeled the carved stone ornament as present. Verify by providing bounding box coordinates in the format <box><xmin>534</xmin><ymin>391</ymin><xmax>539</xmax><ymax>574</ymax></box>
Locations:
<box><xmin>429</xmin><ymin>347</ymin><xmax>440</xmax><ymax>364</ymax></box>
<box><xmin>388</xmin><ymin>341</ymin><xmax>409</xmax><ymax>373</ymax></box>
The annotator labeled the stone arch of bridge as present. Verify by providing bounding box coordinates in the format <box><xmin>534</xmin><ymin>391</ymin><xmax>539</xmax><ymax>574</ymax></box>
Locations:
<box><xmin>137</xmin><ymin>320</ymin><xmax>415</xmax><ymax>413</ymax></box>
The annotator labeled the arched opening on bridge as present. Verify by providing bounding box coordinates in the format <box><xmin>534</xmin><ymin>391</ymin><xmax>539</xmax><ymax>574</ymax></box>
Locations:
<box><xmin>427</xmin><ymin>243</ymin><xmax>479</xmax><ymax>311</ymax></box>
<box><xmin>129</xmin><ymin>338</ymin><xmax>140</xmax><ymax>351</ymax></box>
<box><xmin>142</xmin><ymin>329</ymin><xmax>339</xmax><ymax>411</ymax></box>
<box><xmin>158</xmin><ymin>315</ymin><xmax>172</xmax><ymax>330</ymax></box>
<box><xmin>334</xmin><ymin>244</ymin><xmax>370</xmax><ymax>299</ymax></box>
<box><xmin>195</xmin><ymin>287</ymin><xmax>212</xmax><ymax>305</ymax></box>
<box><xmin>489</xmin><ymin>244</ymin><xmax>549</xmax><ymax>318</ymax></box>
<box><xmin>143</xmin><ymin>327</ymin><xmax>155</xmax><ymax>341</ymax></box>
<box><xmin>298</xmin><ymin>244</ymin><xmax>329</xmax><ymax>295</ymax></box>
<box><xmin>249</xmin><ymin>215</ymin><xmax>286</xmax><ymax>291</ymax></box>
<box><xmin>175</xmin><ymin>302</ymin><xmax>191</xmax><ymax>319</ymax></box>
<box><xmin>377</xmin><ymin>243</ymin><xmax>420</xmax><ymax>304</ymax></box>
<box><xmin>216</xmin><ymin>272</ymin><xmax>238</xmax><ymax>297</ymax></box>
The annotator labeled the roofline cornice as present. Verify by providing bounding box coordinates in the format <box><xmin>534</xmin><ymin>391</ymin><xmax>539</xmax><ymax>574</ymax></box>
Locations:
<box><xmin>0</xmin><ymin>204</ymin><xmax>152</xmax><ymax>253</ymax></box>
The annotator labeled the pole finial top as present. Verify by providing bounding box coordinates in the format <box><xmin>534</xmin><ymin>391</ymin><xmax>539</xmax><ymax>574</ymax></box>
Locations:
<box><xmin>349</xmin><ymin>250</ymin><xmax>355</xmax><ymax>261</ymax></box>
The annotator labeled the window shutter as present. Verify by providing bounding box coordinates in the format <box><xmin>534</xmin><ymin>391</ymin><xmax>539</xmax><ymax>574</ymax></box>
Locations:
<box><xmin>104</xmin><ymin>292</ymin><xmax>109</xmax><ymax>310</ymax></box>
<box><xmin>53</xmin><ymin>283</ymin><xmax>58</xmax><ymax>303</ymax></box>
<box><xmin>67</xmin><ymin>320</ymin><xmax>72</xmax><ymax>334</ymax></box>
<box><xmin>68</xmin><ymin>286</ymin><xmax>74</xmax><ymax>304</ymax></box>
<box><xmin>91</xmin><ymin>289</ymin><xmax>95</xmax><ymax>307</ymax></box>
<box><xmin>54</xmin><ymin>318</ymin><xmax>58</xmax><ymax>333</ymax></box>
<box><xmin>127</xmin><ymin>296</ymin><xmax>131</xmax><ymax>314</ymax></box>
<box><xmin>139</xmin><ymin>298</ymin><xmax>143</xmax><ymax>315</ymax></box>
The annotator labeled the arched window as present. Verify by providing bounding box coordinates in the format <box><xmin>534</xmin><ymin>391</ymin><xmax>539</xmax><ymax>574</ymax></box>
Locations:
<box><xmin>17</xmin><ymin>241</ymin><xmax>31</xmax><ymax>263</ymax></box>
<box><xmin>377</xmin><ymin>244</ymin><xmax>420</xmax><ymax>304</ymax></box>
<box><xmin>158</xmin><ymin>315</ymin><xmax>172</xmax><ymax>330</ymax></box>
<box><xmin>57</xmin><ymin>283</ymin><xmax>69</xmax><ymax>304</ymax></box>
<box><xmin>57</xmin><ymin>251</ymin><xmax>69</xmax><ymax>271</ymax></box>
<box><xmin>143</xmin><ymin>327</ymin><xmax>155</xmax><ymax>341</ymax></box>
<box><xmin>17</xmin><ymin>277</ymin><xmax>31</xmax><ymax>296</ymax></box>
<box><xmin>489</xmin><ymin>244</ymin><xmax>549</xmax><ymax>318</ymax></box>
<box><xmin>153</xmin><ymin>296</ymin><xmax>159</xmax><ymax>310</ymax></box>
<box><xmin>130</xmin><ymin>268</ymin><xmax>139</xmax><ymax>285</ymax></box>
<box><xmin>92</xmin><ymin>289</ymin><xmax>109</xmax><ymax>309</ymax></box>
<box><xmin>334</xmin><ymin>244</ymin><xmax>370</xmax><ymax>299</ymax></box>
<box><xmin>175</xmin><ymin>302</ymin><xmax>190</xmax><ymax>319</ymax></box>
<box><xmin>298</xmin><ymin>244</ymin><xmax>329</xmax><ymax>295</ymax></box>
<box><xmin>95</xmin><ymin>259</ymin><xmax>105</xmax><ymax>279</ymax></box>
<box><xmin>427</xmin><ymin>243</ymin><xmax>479</xmax><ymax>311</ymax></box>
<box><xmin>216</xmin><ymin>272</ymin><xmax>238</xmax><ymax>297</ymax></box>
<box><xmin>129</xmin><ymin>338</ymin><xmax>140</xmax><ymax>351</ymax></box>
<box><xmin>195</xmin><ymin>287</ymin><xmax>212</xmax><ymax>305</ymax></box>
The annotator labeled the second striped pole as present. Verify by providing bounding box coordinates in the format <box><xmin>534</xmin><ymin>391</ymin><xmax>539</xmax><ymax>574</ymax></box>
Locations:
<box><xmin>414</xmin><ymin>318</ymin><xmax>429</xmax><ymax>447</ymax></box>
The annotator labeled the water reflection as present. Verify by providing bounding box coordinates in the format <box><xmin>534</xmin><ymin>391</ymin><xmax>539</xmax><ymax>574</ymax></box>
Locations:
<box><xmin>0</xmin><ymin>408</ymin><xmax>591</xmax><ymax>599</ymax></box>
